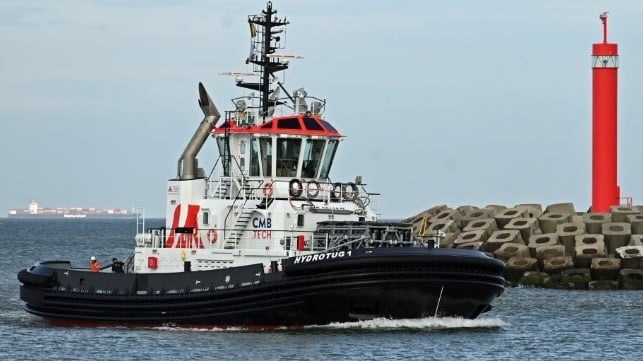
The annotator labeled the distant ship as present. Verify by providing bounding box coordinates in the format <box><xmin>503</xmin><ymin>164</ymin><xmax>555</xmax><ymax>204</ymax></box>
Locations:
<box><xmin>7</xmin><ymin>201</ymin><xmax>134</xmax><ymax>218</ymax></box>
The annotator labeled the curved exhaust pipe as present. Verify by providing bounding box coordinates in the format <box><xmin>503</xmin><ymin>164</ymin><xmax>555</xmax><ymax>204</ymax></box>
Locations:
<box><xmin>177</xmin><ymin>82</ymin><xmax>221</xmax><ymax>179</ymax></box>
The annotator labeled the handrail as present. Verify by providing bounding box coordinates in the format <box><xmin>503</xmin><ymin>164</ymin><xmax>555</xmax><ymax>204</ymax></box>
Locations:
<box><xmin>619</xmin><ymin>197</ymin><xmax>633</xmax><ymax>208</ymax></box>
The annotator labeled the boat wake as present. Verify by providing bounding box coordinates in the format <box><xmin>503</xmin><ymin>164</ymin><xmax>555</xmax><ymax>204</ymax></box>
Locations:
<box><xmin>308</xmin><ymin>317</ymin><xmax>507</xmax><ymax>331</ymax></box>
<box><xmin>150</xmin><ymin>317</ymin><xmax>506</xmax><ymax>333</ymax></box>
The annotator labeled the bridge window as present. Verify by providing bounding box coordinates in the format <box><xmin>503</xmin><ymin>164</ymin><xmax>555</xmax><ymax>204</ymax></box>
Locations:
<box><xmin>303</xmin><ymin>117</ymin><xmax>324</xmax><ymax>131</ymax></box>
<box><xmin>319</xmin><ymin>139</ymin><xmax>338</xmax><ymax>179</ymax></box>
<box><xmin>239</xmin><ymin>140</ymin><xmax>247</xmax><ymax>173</ymax></box>
<box><xmin>302</xmin><ymin>139</ymin><xmax>325</xmax><ymax>178</ymax></box>
<box><xmin>277</xmin><ymin>138</ymin><xmax>301</xmax><ymax>177</ymax></box>
<box><xmin>259</xmin><ymin>137</ymin><xmax>273</xmax><ymax>177</ymax></box>
<box><xmin>277</xmin><ymin>117</ymin><xmax>302</xmax><ymax>129</ymax></box>
<box><xmin>249</xmin><ymin>138</ymin><xmax>260</xmax><ymax>176</ymax></box>
<box><xmin>216</xmin><ymin>138</ymin><xmax>231</xmax><ymax>176</ymax></box>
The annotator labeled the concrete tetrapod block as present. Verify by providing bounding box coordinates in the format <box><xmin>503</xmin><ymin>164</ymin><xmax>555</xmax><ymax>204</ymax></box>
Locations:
<box><xmin>574</xmin><ymin>234</ymin><xmax>606</xmax><ymax>268</ymax></box>
<box><xmin>609</xmin><ymin>205</ymin><xmax>640</xmax><ymax>223</ymax></box>
<box><xmin>462</xmin><ymin>218</ymin><xmax>498</xmax><ymax>238</ymax></box>
<box><xmin>454</xmin><ymin>230</ymin><xmax>488</xmax><ymax>247</ymax></box>
<box><xmin>514</xmin><ymin>203</ymin><xmax>543</xmax><ymax>218</ymax></box>
<box><xmin>494</xmin><ymin>242</ymin><xmax>530</xmax><ymax>262</ymax></box>
<box><xmin>434</xmin><ymin>208</ymin><xmax>456</xmax><ymax>222</ymax></box>
<box><xmin>590</xmin><ymin>257</ymin><xmax>622</xmax><ymax>281</ymax></box>
<box><xmin>615</xmin><ymin>245</ymin><xmax>643</xmax><ymax>269</ymax></box>
<box><xmin>408</xmin><ymin>205</ymin><xmax>451</xmax><ymax>235</ymax></box>
<box><xmin>543</xmin><ymin>256</ymin><xmax>574</xmax><ymax>275</ymax></box>
<box><xmin>504</xmin><ymin>217</ymin><xmax>540</xmax><ymax>242</ymax></box>
<box><xmin>482</xmin><ymin>205</ymin><xmax>507</xmax><ymax>217</ymax></box>
<box><xmin>583</xmin><ymin>213</ymin><xmax>612</xmax><ymax>234</ymax></box>
<box><xmin>536</xmin><ymin>245</ymin><xmax>566</xmax><ymax>269</ymax></box>
<box><xmin>571</xmin><ymin>214</ymin><xmax>585</xmax><ymax>224</ymax></box>
<box><xmin>452</xmin><ymin>205</ymin><xmax>479</xmax><ymax>227</ymax></box>
<box><xmin>619</xmin><ymin>269</ymin><xmax>643</xmax><ymax>289</ymax></box>
<box><xmin>485</xmin><ymin>230</ymin><xmax>524</xmax><ymax>253</ymax></box>
<box><xmin>505</xmin><ymin>256</ymin><xmax>539</xmax><ymax>284</ymax></box>
<box><xmin>538</xmin><ymin>213</ymin><xmax>572</xmax><ymax>234</ymax></box>
<box><xmin>527</xmin><ymin>233</ymin><xmax>559</xmax><ymax>258</ymax></box>
<box><xmin>536</xmin><ymin>244</ymin><xmax>566</xmax><ymax>260</ymax></box>
<box><xmin>425</xmin><ymin>219</ymin><xmax>460</xmax><ymax>236</ymax></box>
<box><xmin>455</xmin><ymin>205</ymin><xmax>479</xmax><ymax>214</ymax></box>
<box><xmin>626</xmin><ymin>214</ymin><xmax>643</xmax><ymax>235</ymax></box>
<box><xmin>528</xmin><ymin>233</ymin><xmax>559</xmax><ymax>258</ymax></box>
<box><xmin>494</xmin><ymin>208</ymin><xmax>528</xmax><ymax>228</ymax></box>
<box><xmin>458</xmin><ymin>208</ymin><xmax>493</xmax><ymax>229</ymax></box>
<box><xmin>556</xmin><ymin>222</ymin><xmax>585</xmax><ymax>256</ymax></box>
<box><xmin>545</xmin><ymin>202</ymin><xmax>576</xmax><ymax>214</ymax></box>
<box><xmin>601</xmin><ymin>222</ymin><xmax>631</xmax><ymax>255</ymax></box>
<box><xmin>629</xmin><ymin>235</ymin><xmax>643</xmax><ymax>246</ymax></box>
<box><xmin>574</xmin><ymin>234</ymin><xmax>605</xmax><ymax>248</ymax></box>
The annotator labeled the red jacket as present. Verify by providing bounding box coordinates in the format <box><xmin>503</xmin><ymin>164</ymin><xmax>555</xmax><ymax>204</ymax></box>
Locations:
<box><xmin>90</xmin><ymin>260</ymin><xmax>101</xmax><ymax>272</ymax></box>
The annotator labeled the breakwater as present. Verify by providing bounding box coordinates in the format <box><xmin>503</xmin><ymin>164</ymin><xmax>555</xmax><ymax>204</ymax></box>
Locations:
<box><xmin>404</xmin><ymin>202</ymin><xmax>643</xmax><ymax>290</ymax></box>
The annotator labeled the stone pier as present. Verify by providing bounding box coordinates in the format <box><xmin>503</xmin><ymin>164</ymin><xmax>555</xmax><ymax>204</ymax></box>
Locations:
<box><xmin>406</xmin><ymin>202</ymin><xmax>643</xmax><ymax>289</ymax></box>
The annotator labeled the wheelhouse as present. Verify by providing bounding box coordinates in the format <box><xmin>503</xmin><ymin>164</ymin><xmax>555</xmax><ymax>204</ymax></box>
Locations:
<box><xmin>213</xmin><ymin>113</ymin><xmax>343</xmax><ymax>181</ymax></box>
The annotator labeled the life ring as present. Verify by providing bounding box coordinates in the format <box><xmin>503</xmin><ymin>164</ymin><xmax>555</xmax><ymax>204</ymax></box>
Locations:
<box><xmin>262</xmin><ymin>182</ymin><xmax>274</xmax><ymax>198</ymax></box>
<box><xmin>289</xmin><ymin>178</ymin><xmax>303</xmax><ymax>198</ymax></box>
<box><xmin>343</xmin><ymin>182</ymin><xmax>358</xmax><ymax>201</ymax></box>
<box><xmin>306</xmin><ymin>180</ymin><xmax>321</xmax><ymax>198</ymax></box>
<box><xmin>331</xmin><ymin>182</ymin><xmax>342</xmax><ymax>201</ymax></box>
<box><xmin>207</xmin><ymin>229</ymin><xmax>218</xmax><ymax>243</ymax></box>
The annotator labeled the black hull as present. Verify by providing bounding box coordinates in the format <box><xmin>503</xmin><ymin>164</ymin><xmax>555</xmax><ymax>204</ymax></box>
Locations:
<box><xmin>19</xmin><ymin>248</ymin><xmax>505</xmax><ymax>326</ymax></box>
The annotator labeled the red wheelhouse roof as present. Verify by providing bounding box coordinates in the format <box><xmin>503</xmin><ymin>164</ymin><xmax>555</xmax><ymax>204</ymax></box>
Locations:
<box><xmin>212</xmin><ymin>114</ymin><xmax>343</xmax><ymax>137</ymax></box>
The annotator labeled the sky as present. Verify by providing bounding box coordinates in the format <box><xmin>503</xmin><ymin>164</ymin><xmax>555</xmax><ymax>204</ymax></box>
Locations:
<box><xmin>2</xmin><ymin>0</ymin><xmax>643</xmax><ymax>219</ymax></box>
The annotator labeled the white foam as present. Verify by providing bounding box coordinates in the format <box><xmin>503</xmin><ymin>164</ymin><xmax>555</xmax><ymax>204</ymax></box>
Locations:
<box><xmin>308</xmin><ymin>317</ymin><xmax>507</xmax><ymax>330</ymax></box>
<box><xmin>152</xmin><ymin>324</ymin><xmax>290</xmax><ymax>332</ymax></box>
<box><xmin>146</xmin><ymin>317</ymin><xmax>506</xmax><ymax>332</ymax></box>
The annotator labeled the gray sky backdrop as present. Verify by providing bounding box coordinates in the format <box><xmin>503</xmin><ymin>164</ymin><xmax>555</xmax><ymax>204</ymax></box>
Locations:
<box><xmin>2</xmin><ymin>0</ymin><xmax>643</xmax><ymax>218</ymax></box>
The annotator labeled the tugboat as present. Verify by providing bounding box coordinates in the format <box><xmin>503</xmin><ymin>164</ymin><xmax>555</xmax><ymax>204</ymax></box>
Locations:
<box><xmin>18</xmin><ymin>2</ymin><xmax>505</xmax><ymax>326</ymax></box>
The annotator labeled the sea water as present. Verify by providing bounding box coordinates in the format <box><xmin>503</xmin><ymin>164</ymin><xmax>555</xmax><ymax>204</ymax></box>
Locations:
<box><xmin>0</xmin><ymin>219</ymin><xmax>640</xmax><ymax>360</ymax></box>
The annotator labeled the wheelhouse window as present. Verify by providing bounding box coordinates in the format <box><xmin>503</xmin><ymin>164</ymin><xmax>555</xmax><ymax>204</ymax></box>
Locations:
<box><xmin>277</xmin><ymin>117</ymin><xmax>302</xmax><ymax>130</ymax></box>
<box><xmin>239</xmin><ymin>140</ymin><xmax>246</xmax><ymax>174</ymax></box>
<box><xmin>249</xmin><ymin>138</ymin><xmax>260</xmax><ymax>176</ymax></box>
<box><xmin>276</xmin><ymin>138</ymin><xmax>301</xmax><ymax>177</ymax></box>
<box><xmin>302</xmin><ymin>139</ymin><xmax>325</xmax><ymax>178</ymax></box>
<box><xmin>303</xmin><ymin>117</ymin><xmax>324</xmax><ymax>131</ymax></box>
<box><xmin>216</xmin><ymin>137</ymin><xmax>231</xmax><ymax>176</ymax></box>
<box><xmin>259</xmin><ymin>137</ymin><xmax>273</xmax><ymax>177</ymax></box>
<box><xmin>319</xmin><ymin>139</ymin><xmax>338</xmax><ymax>179</ymax></box>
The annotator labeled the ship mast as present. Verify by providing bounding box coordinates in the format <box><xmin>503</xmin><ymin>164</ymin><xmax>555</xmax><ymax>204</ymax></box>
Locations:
<box><xmin>237</xmin><ymin>1</ymin><xmax>289</xmax><ymax>119</ymax></box>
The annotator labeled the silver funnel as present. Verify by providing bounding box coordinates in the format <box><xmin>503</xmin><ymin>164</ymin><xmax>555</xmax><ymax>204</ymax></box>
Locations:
<box><xmin>177</xmin><ymin>82</ymin><xmax>221</xmax><ymax>179</ymax></box>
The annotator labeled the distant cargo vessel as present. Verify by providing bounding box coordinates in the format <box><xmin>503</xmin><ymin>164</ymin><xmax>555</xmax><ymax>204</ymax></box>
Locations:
<box><xmin>7</xmin><ymin>201</ymin><xmax>133</xmax><ymax>218</ymax></box>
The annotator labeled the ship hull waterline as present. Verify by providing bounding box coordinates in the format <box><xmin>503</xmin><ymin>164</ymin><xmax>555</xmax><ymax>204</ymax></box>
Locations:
<box><xmin>19</xmin><ymin>248</ymin><xmax>505</xmax><ymax>326</ymax></box>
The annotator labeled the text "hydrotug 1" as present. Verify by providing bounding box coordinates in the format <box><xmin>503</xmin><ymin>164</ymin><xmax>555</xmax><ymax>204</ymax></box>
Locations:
<box><xmin>18</xmin><ymin>2</ymin><xmax>505</xmax><ymax>326</ymax></box>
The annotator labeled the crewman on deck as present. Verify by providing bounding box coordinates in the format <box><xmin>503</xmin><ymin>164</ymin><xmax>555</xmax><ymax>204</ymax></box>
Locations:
<box><xmin>90</xmin><ymin>256</ymin><xmax>101</xmax><ymax>272</ymax></box>
<box><xmin>111</xmin><ymin>258</ymin><xmax>125</xmax><ymax>273</ymax></box>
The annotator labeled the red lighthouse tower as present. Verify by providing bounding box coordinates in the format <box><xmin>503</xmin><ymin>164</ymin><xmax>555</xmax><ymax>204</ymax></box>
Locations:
<box><xmin>592</xmin><ymin>12</ymin><xmax>619</xmax><ymax>212</ymax></box>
